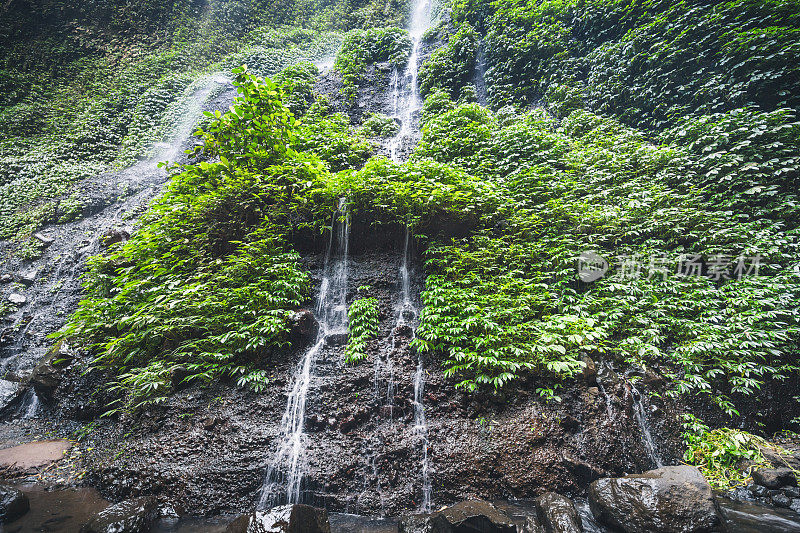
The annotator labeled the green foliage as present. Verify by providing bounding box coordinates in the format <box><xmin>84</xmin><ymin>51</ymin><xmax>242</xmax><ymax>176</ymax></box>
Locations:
<box><xmin>334</xmin><ymin>27</ymin><xmax>412</xmax><ymax>95</ymax></box>
<box><xmin>294</xmin><ymin>104</ymin><xmax>376</xmax><ymax>172</ymax></box>
<box><xmin>410</xmin><ymin>98</ymin><xmax>800</xmax><ymax>402</ymax></box>
<box><xmin>59</xmin><ymin>69</ymin><xmax>328</xmax><ymax>413</ymax></box>
<box><xmin>681</xmin><ymin>414</ymin><xmax>782</xmax><ymax>490</ymax></box>
<box><xmin>362</xmin><ymin>113</ymin><xmax>401</xmax><ymax>137</ymax></box>
<box><xmin>275</xmin><ymin>61</ymin><xmax>320</xmax><ymax>116</ymax></box>
<box><xmin>467</xmin><ymin>0</ymin><xmax>800</xmax><ymax>130</ymax></box>
<box><xmin>418</xmin><ymin>24</ymin><xmax>478</xmax><ymax>99</ymax></box>
<box><xmin>345</xmin><ymin>294</ymin><xmax>380</xmax><ymax>363</ymax></box>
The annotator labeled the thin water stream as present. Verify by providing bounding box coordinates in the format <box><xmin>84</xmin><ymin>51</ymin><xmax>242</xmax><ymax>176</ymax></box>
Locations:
<box><xmin>258</xmin><ymin>198</ymin><xmax>350</xmax><ymax>508</ymax></box>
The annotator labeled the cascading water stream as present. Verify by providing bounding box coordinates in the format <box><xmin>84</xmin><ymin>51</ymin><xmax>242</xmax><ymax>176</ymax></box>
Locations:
<box><xmin>386</xmin><ymin>0</ymin><xmax>431</xmax><ymax>161</ymax></box>
<box><xmin>382</xmin><ymin>0</ymin><xmax>434</xmax><ymax>511</ymax></box>
<box><xmin>628</xmin><ymin>384</ymin><xmax>664</xmax><ymax>468</ymax></box>
<box><xmin>258</xmin><ymin>199</ymin><xmax>350</xmax><ymax>509</ymax></box>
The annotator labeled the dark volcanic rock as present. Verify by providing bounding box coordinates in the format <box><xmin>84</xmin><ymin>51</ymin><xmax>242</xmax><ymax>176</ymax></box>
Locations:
<box><xmin>535</xmin><ymin>492</ymin><xmax>581</xmax><ymax>533</ymax></box>
<box><xmin>100</xmin><ymin>228</ymin><xmax>130</xmax><ymax>247</ymax></box>
<box><xmin>399</xmin><ymin>514</ymin><xmax>433</xmax><ymax>533</ymax></box>
<box><xmin>588</xmin><ymin>465</ymin><xmax>721</xmax><ymax>533</ymax></box>
<box><xmin>752</xmin><ymin>468</ymin><xmax>797</xmax><ymax>489</ymax></box>
<box><xmin>25</xmin><ymin>341</ymin><xmax>69</xmax><ymax>402</ymax></box>
<box><xmin>429</xmin><ymin>500</ymin><xmax>516</xmax><ymax>533</ymax></box>
<box><xmin>0</xmin><ymin>484</ymin><xmax>29</xmax><ymax>523</ymax></box>
<box><xmin>81</xmin><ymin>496</ymin><xmax>157</xmax><ymax>533</ymax></box>
<box><xmin>225</xmin><ymin>505</ymin><xmax>331</xmax><ymax>533</ymax></box>
<box><xmin>716</xmin><ymin>496</ymin><xmax>800</xmax><ymax>533</ymax></box>
<box><xmin>289</xmin><ymin>309</ymin><xmax>319</xmax><ymax>347</ymax></box>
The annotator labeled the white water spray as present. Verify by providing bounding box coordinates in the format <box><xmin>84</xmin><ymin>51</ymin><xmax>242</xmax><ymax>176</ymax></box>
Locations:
<box><xmin>386</xmin><ymin>0</ymin><xmax>431</xmax><ymax>161</ymax></box>
<box><xmin>258</xmin><ymin>199</ymin><xmax>350</xmax><ymax>509</ymax></box>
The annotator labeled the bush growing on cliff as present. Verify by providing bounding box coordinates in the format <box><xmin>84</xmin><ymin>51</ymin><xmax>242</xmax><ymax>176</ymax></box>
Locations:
<box><xmin>457</xmin><ymin>0</ymin><xmax>800</xmax><ymax>130</ymax></box>
<box><xmin>59</xmin><ymin>68</ymin><xmax>336</xmax><ymax>412</ymax></box>
<box><xmin>335</xmin><ymin>27</ymin><xmax>412</xmax><ymax>95</ymax></box>
<box><xmin>681</xmin><ymin>414</ymin><xmax>785</xmax><ymax>490</ymax></box>
<box><xmin>346</xmin><ymin>292</ymin><xmax>380</xmax><ymax>363</ymax></box>
<box><xmin>418</xmin><ymin>24</ymin><xmax>478</xmax><ymax>100</ymax></box>
<box><xmin>410</xmin><ymin>95</ymin><xmax>800</xmax><ymax>411</ymax></box>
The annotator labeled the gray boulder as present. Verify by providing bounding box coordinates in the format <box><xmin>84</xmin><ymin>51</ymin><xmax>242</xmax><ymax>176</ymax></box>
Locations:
<box><xmin>25</xmin><ymin>348</ymin><xmax>63</xmax><ymax>402</ymax></box>
<box><xmin>536</xmin><ymin>493</ymin><xmax>582</xmax><ymax>533</ymax></box>
<box><xmin>588</xmin><ymin>465</ymin><xmax>721</xmax><ymax>533</ymax></box>
<box><xmin>0</xmin><ymin>484</ymin><xmax>29</xmax><ymax>523</ymax></box>
<box><xmin>429</xmin><ymin>500</ymin><xmax>516</xmax><ymax>533</ymax></box>
<box><xmin>225</xmin><ymin>504</ymin><xmax>331</xmax><ymax>533</ymax></box>
<box><xmin>81</xmin><ymin>496</ymin><xmax>157</xmax><ymax>533</ymax></box>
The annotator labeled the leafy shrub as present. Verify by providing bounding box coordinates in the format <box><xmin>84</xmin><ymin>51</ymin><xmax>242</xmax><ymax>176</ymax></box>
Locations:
<box><xmin>681</xmin><ymin>414</ymin><xmax>783</xmax><ymax>490</ymax></box>
<box><xmin>474</xmin><ymin>0</ymin><xmax>800</xmax><ymax>130</ymax></box>
<box><xmin>59</xmin><ymin>67</ymin><xmax>330</xmax><ymax>413</ymax></box>
<box><xmin>418</xmin><ymin>24</ymin><xmax>478</xmax><ymax>99</ymax></box>
<box><xmin>408</xmin><ymin>100</ymin><xmax>800</xmax><ymax>406</ymax></box>
<box><xmin>361</xmin><ymin>112</ymin><xmax>400</xmax><ymax>137</ymax></box>
<box><xmin>294</xmin><ymin>105</ymin><xmax>376</xmax><ymax>172</ymax></box>
<box><xmin>334</xmin><ymin>27</ymin><xmax>412</xmax><ymax>95</ymax></box>
<box><xmin>275</xmin><ymin>61</ymin><xmax>320</xmax><ymax>116</ymax></box>
<box><xmin>345</xmin><ymin>294</ymin><xmax>380</xmax><ymax>363</ymax></box>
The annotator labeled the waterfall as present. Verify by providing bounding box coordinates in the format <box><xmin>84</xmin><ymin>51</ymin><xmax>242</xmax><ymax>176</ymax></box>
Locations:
<box><xmin>258</xmin><ymin>198</ymin><xmax>350</xmax><ymax>509</ymax></box>
<box><xmin>383</xmin><ymin>0</ymin><xmax>435</xmax><ymax>511</ymax></box>
<box><xmin>413</xmin><ymin>358</ymin><xmax>432</xmax><ymax>512</ymax></box>
<box><xmin>629</xmin><ymin>385</ymin><xmax>664</xmax><ymax>469</ymax></box>
<box><xmin>386</xmin><ymin>0</ymin><xmax>431</xmax><ymax>161</ymax></box>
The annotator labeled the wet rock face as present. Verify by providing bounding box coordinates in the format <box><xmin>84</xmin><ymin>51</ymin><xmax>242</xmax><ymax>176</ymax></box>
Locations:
<box><xmin>0</xmin><ymin>484</ymin><xmax>29</xmax><ymax>523</ymax></box>
<box><xmin>80</xmin><ymin>496</ymin><xmax>157</xmax><ymax>533</ymax></box>
<box><xmin>588</xmin><ymin>465</ymin><xmax>721</xmax><ymax>533</ymax></box>
<box><xmin>428</xmin><ymin>500</ymin><xmax>516</xmax><ymax>533</ymax></box>
<box><xmin>535</xmin><ymin>492</ymin><xmax>582</xmax><ymax>533</ymax></box>
<box><xmin>225</xmin><ymin>504</ymin><xmax>331</xmax><ymax>533</ymax></box>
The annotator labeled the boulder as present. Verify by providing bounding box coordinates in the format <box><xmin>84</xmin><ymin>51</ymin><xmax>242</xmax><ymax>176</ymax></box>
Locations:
<box><xmin>588</xmin><ymin>465</ymin><xmax>721</xmax><ymax>533</ymax></box>
<box><xmin>758</xmin><ymin>446</ymin><xmax>800</xmax><ymax>470</ymax></box>
<box><xmin>26</xmin><ymin>354</ymin><xmax>61</xmax><ymax>403</ymax></box>
<box><xmin>33</xmin><ymin>232</ymin><xmax>54</xmax><ymax>246</ymax></box>
<box><xmin>429</xmin><ymin>500</ymin><xmax>516</xmax><ymax>533</ymax></box>
<box><xmin>535</xmin><ymin>493</ymin><xmax>582</xmax><ymax>533</ymax></box>
<box><xmin>717</xmin><ymin>496</ymin><xmax>800</xmax><ymax>533</ymax></box>
<box><xmin>0</xmin><ymin>379</ymin><xmax>23</xmax><ymax>414</ymax></box>
<box><xmin>752</xmin><ymin>468</ymin><xmax>797</xmax><ymax>489</ymax></box>
<box><xmin>18</xmin><ymin>269</ymin><xmax>37</xmax><ymax>286</ymax></box>
<box><xmin>170</xmin><ymin>365</ymin><xmax>192</xmax><ymax>390</ymax></box>
<box><xmin>0</xmin><ymin>484</ymin><xmax>29</xmax><ymax>523</ymax></box>
<box><xmin>8</xmin><ymin>293</ymin><xmax>26</xmax><ymax>305</ymax></box>
<box><xmin>225</xmin><ymin>504</ymin><xmax>331</xmax><ymax>533</ymax></box>
<box><xmin>81</xmin><ymin>496</ymin><xmax>157</xmax><ymax>533</ymax></box>
<box><xmin>581</xmin><ymin>356</ymin><xmax>597</xmax><ymax>383</ymax></box>
<box><xmin>289</xmin><ymin>309</ymin><xmax>318</xmax><ymax>347</ymax></box>
<box><xmin>100</xmin><ymin>228</ymin><xmax>130</xmax><ymax>247</ymax></box>
<box><xmin>398</xmin><ymin>513</ymin><xmax>433</xmax><ymax>533</ymax></box>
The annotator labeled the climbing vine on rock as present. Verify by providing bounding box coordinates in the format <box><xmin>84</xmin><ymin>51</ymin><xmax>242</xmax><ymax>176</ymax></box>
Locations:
<box><xmin>345</xmin><ymin>293</ymin><xmax>380</xmax><ymax>363</ymax></box>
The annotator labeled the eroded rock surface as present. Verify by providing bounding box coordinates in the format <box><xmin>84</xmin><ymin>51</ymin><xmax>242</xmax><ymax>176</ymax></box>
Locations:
<box><xmin>588</xmin><ymin>465</ymin><xmax>720</xmax><ymax>533</ymax></box>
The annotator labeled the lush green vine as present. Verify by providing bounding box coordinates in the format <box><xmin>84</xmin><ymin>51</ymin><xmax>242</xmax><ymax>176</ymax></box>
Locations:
<box><xmin>345</xmin><ymin>293</ymin><xmax>380</xmax><ymax>363</ymax></box>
